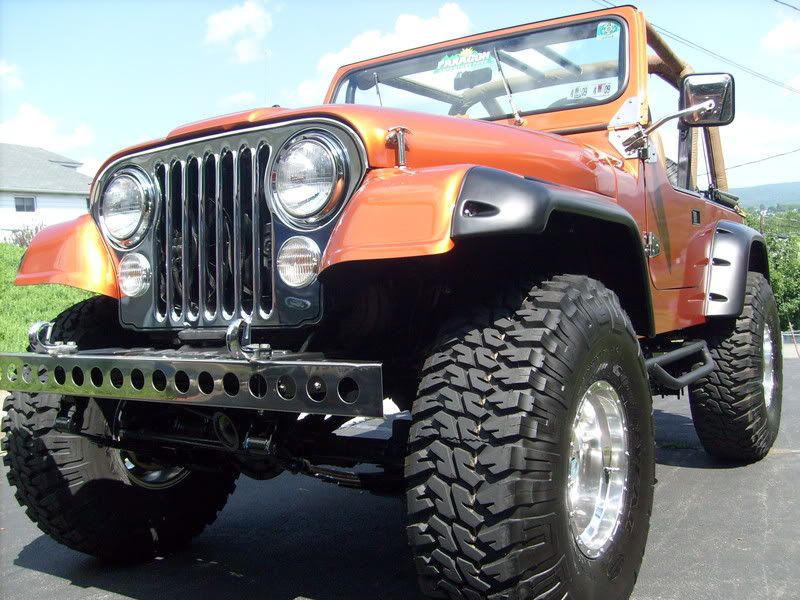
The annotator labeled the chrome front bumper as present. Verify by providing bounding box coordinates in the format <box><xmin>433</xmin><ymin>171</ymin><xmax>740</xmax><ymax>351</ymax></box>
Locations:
<box><xmin>0</xmin><ymin>348</ymin><xmax>384</xmax><ymax>417</ymax></box>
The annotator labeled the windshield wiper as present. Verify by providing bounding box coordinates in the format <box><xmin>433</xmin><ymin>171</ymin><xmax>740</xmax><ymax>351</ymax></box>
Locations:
<box><xmin>373</xmin><ymin>72</ymin><xmax>383</xmax><ymax>107</ymax></box>
<box><xmin>492</xmin><ymin>48</ymin><xmax>524</xmax><ymax>125</ymax></box>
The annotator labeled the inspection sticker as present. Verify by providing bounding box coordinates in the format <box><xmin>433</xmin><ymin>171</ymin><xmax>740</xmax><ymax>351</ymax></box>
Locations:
<box><xmin>596</xmin><ymin>21</ymin><xmax>621</xmax><ymax>40</ymax></box>
<box><xmin>569</xmin><ymin>80</ymin><xmax>615</xmax><ymax>100</ymax></box>
<box><xmin>434</xmin><ymin>47</ymin><xmax>494</xmax><ymax>73</ymax></box>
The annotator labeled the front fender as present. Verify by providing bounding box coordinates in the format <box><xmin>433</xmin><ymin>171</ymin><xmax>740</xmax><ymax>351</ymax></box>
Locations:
<box><xmin>15</xmin><ymin>214</ymin><xmax>119</xmax><ymax>298</ymax></box>
<box><xmin>321</xmin><ymin>165</ymin><xmax>471</xmax><ymax>270</ymax></box>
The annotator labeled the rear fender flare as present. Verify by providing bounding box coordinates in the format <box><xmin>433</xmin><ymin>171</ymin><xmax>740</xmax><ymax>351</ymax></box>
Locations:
<box><xmin>705</xmin><ymin>220</ymin><xmax>769</xmax><ymax>318</ymax></box>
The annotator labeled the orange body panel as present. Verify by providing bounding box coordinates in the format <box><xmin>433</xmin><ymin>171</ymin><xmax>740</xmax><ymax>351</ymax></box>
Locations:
<box><xmin>16</xmin><ymin>215</ymin><xmax>119</xmax><ymax>298</ymax></box>
<box><xmin>322</xmin><ymin>165</ymin><xmax>470</xmax><ymax>270</ymax></box>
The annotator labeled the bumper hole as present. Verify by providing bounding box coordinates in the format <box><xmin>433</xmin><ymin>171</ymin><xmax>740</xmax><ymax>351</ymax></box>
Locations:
<box><xmin>175</xmin><ymin>371</ymin><xmax>190</xmax><ymax>394</ymax></box>
<box><xmin>90</xmin><ymin>367</ymin><xmax>103</xmax><ymax>387</ymax></box>
<box><xmin>21</xmin><ymin>364</ymin><xmax>33</xmax><ymax>384</ymax></box>
<box><xmin>223</xmin><ymin>373</ymin><xmax>239</xmax><ymax>396</ymax></box>
<box><xmin>338</xmin><ymin>377</ymin><xmax>359</xmax><ymax>404</ymax></box>
<box><xmin>249</xmin><ymin>374</ymin><xmax>267</xmax><ymax>399</ymax></box>
<box><xmin>6</xmin><ymin>364</ymin><xmax>17</xmax><ymax>383</ymax></box>
<box><xmin>152</xmin><ymin>370</ymin><xmax>167</xmax><ymax>392</ymax></box>
<box><xmin>53</xmin><ymin>366</ymin><xmax>65</xmax><ymax>385</ymax></box>
<box><xmin>37</xmin><ymin>365</ymin><xmax>48</xmax><ymax>384</ymax></box>
<box><xmin>110</xmin><ymin>368</ymin><xmax>124</xmax><ymax>389</ymax></box>
<box><xmin>307</xmin><ymin>376</ymin><xmax>326</xmax><ymax>403</ymax></box>
<box><xmin>276</xmin><ymin>375</ymin><xmax>296</xmax><ymax>400</ymax></box>
<box><xmin>130</xmin><ymin>369</ymin><xmax>145</xmax><ymax>390</ymax></box>
<box><xmin>198</xmin><ymin>371</ymin><xmax>214</xmax><ymax>394</ymax></box>
<box><xmin>71</xmin><ymin>367</ymin><xmax>84</xmax><ymax>386</ymax></box>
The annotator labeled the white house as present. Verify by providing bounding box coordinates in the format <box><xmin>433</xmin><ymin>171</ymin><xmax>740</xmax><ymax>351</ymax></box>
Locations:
<box><xmin>0</xmin><ymin>143</ymin><xmax>93</xmax><ymax>242</ymax></box>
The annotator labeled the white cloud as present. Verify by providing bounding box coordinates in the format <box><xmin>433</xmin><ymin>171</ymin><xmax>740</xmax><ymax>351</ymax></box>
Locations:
<box><xmin>0</xmin><ymin>103</ymin><xmax>94</xmax><ymax>154</ymax></box>
<box><xmin>762</xmin><ymin>17</ymin><xmax>800</xmax><ymax>55</ymax></box>
<box><xmin>0</xmin><ymin>59</ymin><xmax>23</xmax><ymax>91</ymax></box>
<box><xmin>293</xmin><ymin>3</ymin><xmax>471</xmax><ymax>105</ymax></box>
<box><xmin>77</xmin><ymin>158</ymin><xmax>102</xmax><ymax>178</ymax></box>
<box><xmin>205</xmin><ymin>0</ymin><xmax>272</xmax><ymax>63</ymax></box>
<box><xmin>220</xmin><ymin>90</ymin><xmax>258</xmax><ymax>107</ymax></box>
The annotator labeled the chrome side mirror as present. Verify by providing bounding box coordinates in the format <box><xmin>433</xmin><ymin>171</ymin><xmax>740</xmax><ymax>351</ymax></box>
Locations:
<box><xmin>680</xmin><ymin>73</ymin><xmax>735</xmax><ymax>127</ymax></box>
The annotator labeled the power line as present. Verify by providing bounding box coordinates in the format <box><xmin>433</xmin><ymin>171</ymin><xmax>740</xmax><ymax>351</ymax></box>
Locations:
<box><xmin>772</xmin><ymin>0</ymin><xmax>800</xmax><ymax>12</ymax></box>
<box><xmin>590</xmin><ymin>0</ymin><xmax>800</xmax><ymax>95</ymax></box>
<box><xmin>724</xmin><ymin>147</ymin><xmax>800</xmax><ymax>171</ymax></box>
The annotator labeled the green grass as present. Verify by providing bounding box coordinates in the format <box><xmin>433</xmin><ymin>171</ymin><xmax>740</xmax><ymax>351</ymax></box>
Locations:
<box><xmin>0</xmin><ymin>243</ymin><xmax>93</xmax><ymax>353</ymax></box>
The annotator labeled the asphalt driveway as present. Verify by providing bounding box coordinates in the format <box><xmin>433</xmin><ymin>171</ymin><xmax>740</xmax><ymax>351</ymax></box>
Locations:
<box><xmin>1</xmin><ymin>360</ymin><xmax>798</xmax><ymax>600</ymax></box>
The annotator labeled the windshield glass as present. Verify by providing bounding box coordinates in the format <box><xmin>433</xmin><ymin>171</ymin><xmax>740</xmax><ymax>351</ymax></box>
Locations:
<box><xmin>332</xmin><ymin>18</ymin><xmax>626</xmax><ymax>120</ymax></box>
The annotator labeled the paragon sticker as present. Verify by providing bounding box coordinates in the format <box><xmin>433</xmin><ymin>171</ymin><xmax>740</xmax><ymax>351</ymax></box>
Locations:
<box><xmin>596</xmin><ymin>21</ymin><xmax>621</xmax><ymax>40</ymax></box>
<box><xmin>434</xmin><ymin>47</ymin><xmax>494</xmax><ymax>73</ymax></box>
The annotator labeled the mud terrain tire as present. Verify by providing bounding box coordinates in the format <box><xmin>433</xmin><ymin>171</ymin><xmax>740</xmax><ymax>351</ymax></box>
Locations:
<box><xmin>2</xmin><ymin>297</ymin><xmax>238</xmax><ymax>561</ymax></box>
<box><xmin>406</xmin><ymin>275</ymin><xmax>655</xmax><ymax>600</ymax></box>
<box><xmin>689</xmin><ymin>272</ymin><xmax>782</xmax><ymax>461</ymax></box>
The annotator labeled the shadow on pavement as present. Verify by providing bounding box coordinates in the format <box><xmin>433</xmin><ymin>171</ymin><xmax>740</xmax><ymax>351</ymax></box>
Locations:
<box><xmin>653</xmin><ymin>407</ymin><xmax>747</xmax><ymax>470</ymax></box>
<box><xmin>13</xmin><ymin>472</ymin><xmax>423</xmax><ymax>600</ymax></box>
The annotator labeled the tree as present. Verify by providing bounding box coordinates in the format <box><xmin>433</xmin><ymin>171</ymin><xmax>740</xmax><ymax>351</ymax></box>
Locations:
<box><xmin>746</xmin><ymin>208</ymin><xmax>800</xmax><ymax>330</ymax></box>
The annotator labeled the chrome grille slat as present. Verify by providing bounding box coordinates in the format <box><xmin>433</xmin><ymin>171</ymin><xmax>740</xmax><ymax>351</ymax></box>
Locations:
<box><xmin>231</xmin><ymin>149</ymin><xmax>242</xmax><ymax>318</ymax></box>
<box><xmin>215</xmin><ymin>153</ymin><xmax>224</xmax><ymax>320</ymax></box>
<box><xmin>164</xmin><ymin>165</ymin><xmax>174</xmax><ymax>321</ymax></box>
<box><xmin>179</xmin><ymin>159</ymin><xmax>189</xmax><ymax>322</ymax></box>
<box><xmin>197</xmin><ymin>158</ymin><xmax>207</xmax><ymax>319</ymax></box>
<box><xmin>251</xmin><ymin>149</ymin><xmax>261</xmax><ymax>318</ymax></box>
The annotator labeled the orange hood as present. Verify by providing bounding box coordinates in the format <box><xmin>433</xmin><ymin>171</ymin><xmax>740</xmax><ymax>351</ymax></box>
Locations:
<box><xmin>96</xmin><ymin>104</ymin><xmax>617</xmax><ymax>198</ymax></box>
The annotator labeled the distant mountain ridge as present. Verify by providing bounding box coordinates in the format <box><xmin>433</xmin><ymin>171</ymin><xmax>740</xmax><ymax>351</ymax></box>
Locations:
<box><xmin>728</xmin><ymin>181</ymin><xmax>800</xmax><ymax>208</ymax></box>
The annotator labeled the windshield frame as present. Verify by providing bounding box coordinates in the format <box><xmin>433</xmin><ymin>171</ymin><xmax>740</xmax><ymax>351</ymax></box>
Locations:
<box><xmin>329</xmin><ymin>15</ymin><xmax>630</xmax><ymax>122</ymax></box>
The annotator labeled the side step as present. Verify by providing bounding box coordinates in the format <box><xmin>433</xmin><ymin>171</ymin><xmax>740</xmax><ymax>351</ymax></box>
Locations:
<box><xmin>645</xmin><ymin>340</ymin><xmax>714</xmax><ymax>391</ymax></box>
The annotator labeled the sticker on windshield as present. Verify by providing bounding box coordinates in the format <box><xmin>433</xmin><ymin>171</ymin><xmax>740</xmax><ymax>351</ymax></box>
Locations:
<box><xmin>434</xmin><ymin>47</ymin><xmax>494</xmax><ymax>73</ymax></box>
<box><xmin>596</xmin><ymin>21</ymin><xmax>621</xmax><ymax>40</ymax></box>
<box><xmin>569</xmin><ymin>81</ymin><xmax>615</xmax><ymax>100</ymax></box>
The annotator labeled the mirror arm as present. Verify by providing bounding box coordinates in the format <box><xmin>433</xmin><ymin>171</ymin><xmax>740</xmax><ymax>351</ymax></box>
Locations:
<box><xmin>644</xmin><ymin>100</ymin><xmax>715</xmax><ymax>135</ymax></box>
<box><xmin>622</xmin><ymin>100</ymin><xmax>715</xmax><ymax>154</ymax></box>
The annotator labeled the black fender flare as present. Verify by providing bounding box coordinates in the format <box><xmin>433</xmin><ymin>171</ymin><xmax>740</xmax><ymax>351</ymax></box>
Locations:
<box><xmin>705</xmin><ymin>220</ymin><xmax>769</xmax><ymax>318</ymax></box>
<box><xmin>451</xmin><ymin>166</ymin><xmax>654</xmax><ymax>335</ymax></box>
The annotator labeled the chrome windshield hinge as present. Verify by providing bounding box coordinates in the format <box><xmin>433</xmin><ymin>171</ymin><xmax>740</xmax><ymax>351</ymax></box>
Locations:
<box><xmin>386</xmin><ymin>126</ymin><xmax>410</xmax><ymax>168</ymax></box>
<box><xmin>644</xmin><ymin>232</ymin><xmax>661</xmax><ymax>258</ymax></box>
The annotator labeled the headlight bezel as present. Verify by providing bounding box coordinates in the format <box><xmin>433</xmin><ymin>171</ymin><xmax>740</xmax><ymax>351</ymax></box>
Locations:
<box><xmin>267</xmin><ymin>129</ymin><xmax>348</xmax><ymax>229</ymax></box>
<box><xmin>97</xmin><ymin>166</ymin><xmax>155</xmax><ymax>250</ymax></box>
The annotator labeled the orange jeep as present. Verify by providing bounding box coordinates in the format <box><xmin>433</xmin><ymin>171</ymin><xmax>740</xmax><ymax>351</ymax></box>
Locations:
<box><xmin>1</xmin><ymin>6</ymin><xmax>782</xmax><ymax>600</ymax></box>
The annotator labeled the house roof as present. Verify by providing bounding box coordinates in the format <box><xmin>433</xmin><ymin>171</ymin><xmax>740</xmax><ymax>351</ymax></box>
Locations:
<box><xmin>0</xmin><ymin>143</ymin><xmax>92</xmax><ymax>195</ymax></box>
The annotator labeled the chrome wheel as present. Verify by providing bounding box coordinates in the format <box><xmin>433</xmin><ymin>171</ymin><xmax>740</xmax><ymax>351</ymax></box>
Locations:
<box><xmin>117</xmin><ymin>451</ymin><xmax>190</xmax><ymax>489</ymax></box>
<box><xmin>567</xmin><ymin>380</ymin><xmax>629</xmax><ymax>559</ymax></box>
<box><xmin>762</xmin><ymin>325</ymin><xmax>776</xmax><ymax>409</ymax></box>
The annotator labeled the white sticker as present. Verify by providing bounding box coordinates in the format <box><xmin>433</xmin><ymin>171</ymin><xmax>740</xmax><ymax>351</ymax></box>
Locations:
<box><xmin>597</xmin><ymin>21</ymin><xmax>621</xmax><ymax>40</ymax></box>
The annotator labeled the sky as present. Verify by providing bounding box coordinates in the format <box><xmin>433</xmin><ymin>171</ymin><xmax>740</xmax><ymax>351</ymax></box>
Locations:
<box><xmin>0</xmin><ymin>0</ymin><xmax>798</xmax><ymax>188</ymax></box>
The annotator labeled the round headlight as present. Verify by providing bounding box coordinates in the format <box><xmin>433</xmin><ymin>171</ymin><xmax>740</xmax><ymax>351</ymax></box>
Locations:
<box><xmin>117</xmin><ymin>252</ymin><xmax>152</xmax><ymax>297</ymax></box>
<box><xmin>100</xmin><ymin>168</ymin><xmax>153</xmax><ymax>248</ymax></box>
<box><xmin>268</xmin><ymin>131</ymin><xmax>346</xmax><ymax>225</ymax></box>
<box><xmin>276</xmin><ymin>236</ymin><xmax>321</xmax><ymax>288</ymax></box>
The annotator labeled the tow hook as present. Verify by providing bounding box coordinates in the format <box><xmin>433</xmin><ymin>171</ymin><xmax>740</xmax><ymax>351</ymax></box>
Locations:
<box><xmin>225</xmin><ymin>318</ymin><xmax>272</xmax><ymax>362</ymax></box>
<box><xmin>28</xmin><ymin>321</ymin><xmax>78</xmax><ymax>356</ymax></box>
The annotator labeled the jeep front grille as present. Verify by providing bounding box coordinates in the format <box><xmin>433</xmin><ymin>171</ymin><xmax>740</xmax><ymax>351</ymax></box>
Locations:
<box><xmin>153</xmin><ymin>144</ymin><xmax>272</xmax><ymax>326</ymax></box>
